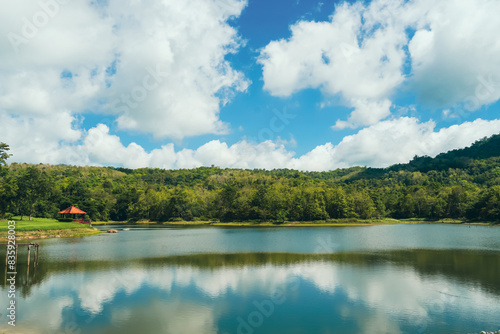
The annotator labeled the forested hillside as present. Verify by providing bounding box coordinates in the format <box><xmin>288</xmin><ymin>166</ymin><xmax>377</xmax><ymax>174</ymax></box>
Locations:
<box><xmin>1</xmin><ymin>135</ymin><xmax>499</xmax><ymax>222</ymax></box>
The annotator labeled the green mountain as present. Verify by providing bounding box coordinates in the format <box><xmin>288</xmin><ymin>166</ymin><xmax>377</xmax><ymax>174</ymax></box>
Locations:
<box><xmin>1</xmin><ymin>134</ymin><xmax>499</xmax><ymax>223</ymax></box>
<box><xmin>321</xmin><ymin>133</ymin><xmax>500</xmax><ymax>182</ymax></box>
<box><xmin>395</xmin><ymin>133</ymin><xmax>500</xmax><ymax>172</ymax></box>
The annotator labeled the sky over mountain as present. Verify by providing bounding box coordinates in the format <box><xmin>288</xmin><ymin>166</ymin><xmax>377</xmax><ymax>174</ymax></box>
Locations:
<box><xmin>1</xmin><ymin>0</ymin><xmax>500</xmax><ymax>171</ymax></box>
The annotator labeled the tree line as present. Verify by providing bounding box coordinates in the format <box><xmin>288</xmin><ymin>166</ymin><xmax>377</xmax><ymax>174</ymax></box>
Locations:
<box><xmin>0</xmin><ymin>135</ymin><xmax>499</xmax><ymax>222</ymax></box>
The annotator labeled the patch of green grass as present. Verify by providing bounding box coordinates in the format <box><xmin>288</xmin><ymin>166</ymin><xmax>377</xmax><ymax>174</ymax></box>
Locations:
<box><xmin>0</xmin><ymin>217</ymin><xmax>89</xmax><ymax>232</ymax></box>
<box><xmin>91</xmin><ymin>220</ymin><xmax>127</xmax><ymax>225</ymax></box>
<box><xmin>161</xmin><ymin>218</ymin><xmax>401</xmax><ymax>227</ymax></box>
<box><xmin>399</xmin><ymin>218</ymin><xmax>432</xmax><ymax>222</ymax></box>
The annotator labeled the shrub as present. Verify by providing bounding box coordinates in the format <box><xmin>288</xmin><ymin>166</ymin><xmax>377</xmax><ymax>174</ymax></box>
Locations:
<box><xmin>58</xmin><ymin>218</ymin><xmax>74</xmax><ymax>222</ymax></box>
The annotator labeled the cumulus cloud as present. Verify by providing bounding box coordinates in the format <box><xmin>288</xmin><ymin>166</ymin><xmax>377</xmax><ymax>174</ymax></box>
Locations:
<box><xmin>259</xmin><ymin>0</ymin><xmax>500</xmax><ymax>129</ymax></box>
<box><xmin>0</xmin><ymin>0</ymin><xmax>248</xmax><ymax>140</ymax></box>
<box><xmin>5</xmin><ymin>117</ymin><xmax>500</xmax><ymax>171</ymax></box>
<box><xmin>258</xmin><ymin>0</ymin><xmax>406</xmax><ymax>128</ymax></box>
<box><xmin>86</xmin><ymin>117</ymin><xmax>500</xmax><ymax>170</ymax></box>
<box><xmin>312</xmin><ymin>117</ymin><xmax>500</xmax><ymax>168</ymax></box>
<box><xmin>80</xmin><ymin>125</ymin><xmax>295</xmax><ymax>170</ymax></box>
<box><xmin>332</xmin><ymin>99</ymin><xmax>392</xmax><ymax>130</ymax></box>
<box><xmin>0</xmin><ymin>112</ymin><xmax>83</xmax><ymax>165</ymax></box>
<box><xmin>259</xmin><ymin>2</ymin><xmax>406</xmax><ymax>100</ymax></box>
<box><xmin>408</xmin><ymin>0</ymin><xmax>500</xmax><ymax>109</ymax></box>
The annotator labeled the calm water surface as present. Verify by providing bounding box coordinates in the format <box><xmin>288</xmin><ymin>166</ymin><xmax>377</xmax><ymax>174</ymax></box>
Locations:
<box><xmin>1</xmin><ymin>224</ymin><xmax>500</xmax><ymax>334</ymax></box>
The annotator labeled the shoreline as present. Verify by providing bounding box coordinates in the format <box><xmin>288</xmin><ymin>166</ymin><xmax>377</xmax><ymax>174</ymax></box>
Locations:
<box><xmin>92</xmin><ymin>218</ymin><xmax>401</xmax><ymax>227</ymax></box>
<box><xmin>94</xmin><ymin>219</ymin><xmax>499</xmax><ymax>228</ymax></box>
<box><xmin>0</xmin><ymin>218</ymin><xmax>102</xmax><ymax>241</ymax></box>
<box><xmin>2</xmin><ymin>218</ymin><xmax>497</xmax><ymax>242</ymax></box>
<box><xmin>0</xmin><ymin>228</ymin><xmax>101</xmax><ymax>241</ymax></box>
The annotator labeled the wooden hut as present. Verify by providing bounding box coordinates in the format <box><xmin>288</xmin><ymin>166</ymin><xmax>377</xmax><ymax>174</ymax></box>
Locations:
<box><xmin>58</xmin><ymin>206</ymin><xmax>89</xmax><ymax>224</ymax></box>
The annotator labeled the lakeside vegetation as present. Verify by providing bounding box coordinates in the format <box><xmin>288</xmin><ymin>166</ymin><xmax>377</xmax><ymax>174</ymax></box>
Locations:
<box><xmin>0</xmin><ymin>134</ymin><xmax>500</xmax><ymax>225</ymax></box>
<box><xmin>0</xmin><ymin>217</ymin><xmax>100</xmax><ymax>240</ymax></box>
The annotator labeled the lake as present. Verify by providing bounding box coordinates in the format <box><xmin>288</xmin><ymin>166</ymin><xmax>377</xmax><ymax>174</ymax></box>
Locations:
<box><xmin>1</xmin><ymin>224</ymin><xmax>500</xmax><ymax>334</ymax></box>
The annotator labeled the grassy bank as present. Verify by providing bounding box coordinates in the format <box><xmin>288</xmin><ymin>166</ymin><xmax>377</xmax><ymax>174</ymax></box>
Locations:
<box><xmin>94</xmin><ymin>217</ymin><xmax>499</xmax><ymax>227</ymax></box>
<box><xmin>0</xmin><ymin>217</ymin><xmax>101</xmax><ymax>241</ymax></box>
<box><xmin>95</xmin><ymin>218</ymin><xmax>402</xmax><ymax>227</ymax></box>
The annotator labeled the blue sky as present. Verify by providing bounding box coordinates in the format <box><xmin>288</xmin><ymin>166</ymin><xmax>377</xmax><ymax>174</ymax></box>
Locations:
<box><xmin>1</xmin><ymin>0</ymin><xmax>500</xmax><ymax>170</ymax></box>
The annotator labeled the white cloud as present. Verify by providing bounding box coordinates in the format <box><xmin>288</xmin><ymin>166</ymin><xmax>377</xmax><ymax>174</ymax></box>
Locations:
<box><xmin>258</xmin><ymin>1</ymin><xmax>407</xmax><ymax>128</ymax></box>
<box><xmin>0</xmin><ymin>0</ymin><xmax>249</xmax><ymax>140</ymax></box>
<box><xmin>323</xmin><ymin>117</ymin><xmax>500</xmax><ymax>168</ymax></box>
<box><xmin>0</xmin><ymin>112</ymin><xmax>83</xmax><ymax>165</ymax></box>
<box><xmin>78</xmin><ymin>126</ymin><xmax>295</xmax><ymax>170</ymax></box>
<box><xmin>105</xmin><ymin>0</ymin><xmax>249</xmax><ymax>139</ymax></box>
<box><xmin>88</xmin><ymin>117</ymin><xmax>500</xmax><ymax>170</ymax></box>
<box><xmin>332</xmin><ymin>99</ymin><xmax>392</xmax><ymax>130</ymax></box>
<box><xmin>259</xmin><ymin>0</ymin><xmax>500</xmax><ymax>129</ymax></box>
<box><xmin>259</xmin><ymin>2</ymin><xmax>406</xmax><ymax>101</ymax></box>
<box><xmin>408</xmin><ymin>0</ymin><xmax>500</xmax><ymax>110</ymax></box>
<box><xmin>5</xmin><ymin>117</ymin><xmax>500</xmax><ymax>171</ymax></box>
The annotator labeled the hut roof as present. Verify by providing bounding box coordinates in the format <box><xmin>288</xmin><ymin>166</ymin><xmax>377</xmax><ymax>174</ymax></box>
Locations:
<box><xmin>58</xmin><ymin>206</ymin><xmax>86</xmax><ymax>214</ymax></box>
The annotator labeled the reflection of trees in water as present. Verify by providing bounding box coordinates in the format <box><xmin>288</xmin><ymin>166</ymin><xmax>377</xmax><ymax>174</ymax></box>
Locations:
<box><xmin>2</xmin><ymin>249</ymin><xmax>500</xmax><ymax>297</ymax></box>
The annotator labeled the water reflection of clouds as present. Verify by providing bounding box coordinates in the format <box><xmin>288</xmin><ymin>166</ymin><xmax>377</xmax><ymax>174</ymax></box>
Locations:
<box><xmin>5</xmin><ymin>260</ymin><xmax>500</xmax><ymax>334</ymax></box>
<box><xmin>0</xmin><ymin>277</ymin><xmax>73</xmax><ymax>334</ymax></box>
<box><xmin>85</xmin><ymin>262</ymin><xmax>500</xmax><ymax>332</ymax></box>
<box><xmin>103</xmin><ymin>300</ymin><xmax>219</xmax><ymax>334</ymax></box>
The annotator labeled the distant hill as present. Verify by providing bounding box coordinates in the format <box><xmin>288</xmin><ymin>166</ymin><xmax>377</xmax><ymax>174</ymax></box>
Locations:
<box><xmin>327</xmin><ymin>133</ymin><xmax>500</xmax><ymax>182</ymax></box>
<box><xmin>393</xmin><ymin>133</ymin><xmax>500</xmax><ymax>172</ymax></box>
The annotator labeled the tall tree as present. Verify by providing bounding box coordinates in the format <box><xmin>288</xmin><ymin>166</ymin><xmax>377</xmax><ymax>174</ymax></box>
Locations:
<box><xmin>0</xmin><ymin>142</ymin><xmax>11</xmax><ymax>165</ymax></box>
<box><xmin>16</xmin><ymin>167</ymin><xmax>51</xmax><ymax>220</ymax></box>
<box><xmin>0</xmin><ymin>173</ymin><xmax>17</xmax><ymax>218</ymax></box>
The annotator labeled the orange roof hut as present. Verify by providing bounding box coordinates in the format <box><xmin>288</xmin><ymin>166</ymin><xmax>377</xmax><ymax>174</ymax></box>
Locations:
<box><xmin>58</xmin><ymin>206</ymin><xmax>86</xmax><ymax>215</ymax></box>
<box><xmin>58</xmin><ymin>206</ymin><xmax>89</xmax><ymax>224</ymax></box>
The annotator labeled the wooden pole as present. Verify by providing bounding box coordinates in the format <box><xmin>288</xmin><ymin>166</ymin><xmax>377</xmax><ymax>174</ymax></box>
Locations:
<box><xmin>27</xmin><ymin>245</ymin><xmax>31</xmax><ymax>285</ymax></box>
<box><xmin>33</xmin><ymin>247</ymin><xmax>38</xmax><ymax>283</ymax></box>
<box><xmin>34</xmin><ymin>245</ymin><xmax>39</xmax><ymax>267</ymax></box>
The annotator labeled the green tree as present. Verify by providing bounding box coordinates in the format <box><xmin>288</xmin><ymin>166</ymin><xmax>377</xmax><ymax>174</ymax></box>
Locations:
<box><xmin>351</xmin><ymin>191</ymin><xmax>377</xmax><ymax>219</ymax></box>
<box><xmin>0</xmin><ymin>142</ymin><xmax>11</xmax><ymax>165</ymax></box>
<box><xmin>478</xmin><ymin>186</ymin><xmax>500</xmax><ymax>220</ymax></box>
<box><xmin>448</xmin><ymin>186</ymin><xmax>468</xmax><ymax>218</ymax></box>
<box><xmin>16</xmin><ymin>167</ymin><xmax>51</xmax><ymax>220</ymax></box>
<box><xmin>325</xmin><ymin>187</ymin><xmax>348</xmax><ymax>219</ymax></box>
<box><xmin>0</xmin><ymin>172</ymin><xmax>18</xmax><ymax>218</ymax></box>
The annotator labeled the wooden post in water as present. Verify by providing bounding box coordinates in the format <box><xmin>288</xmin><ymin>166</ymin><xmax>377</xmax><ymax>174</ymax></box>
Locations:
<box><xmin>34</xmin><ymin>244</ymin><xmax>39</xmax><ymax>268</ymax></box>
<box><xmin>33</xmin><ymin>245</ymin><xmax>38</xmax><ymax>283</ymax></box>
<box><xmin>26</xmin><ymin>245</ymin><xmax>31</xmax><ymax>284</ymax></box>
<box><xmin>2</xmin><ymin>243</ymin><xmax>40</xmax><ymax>284</ymax></box>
